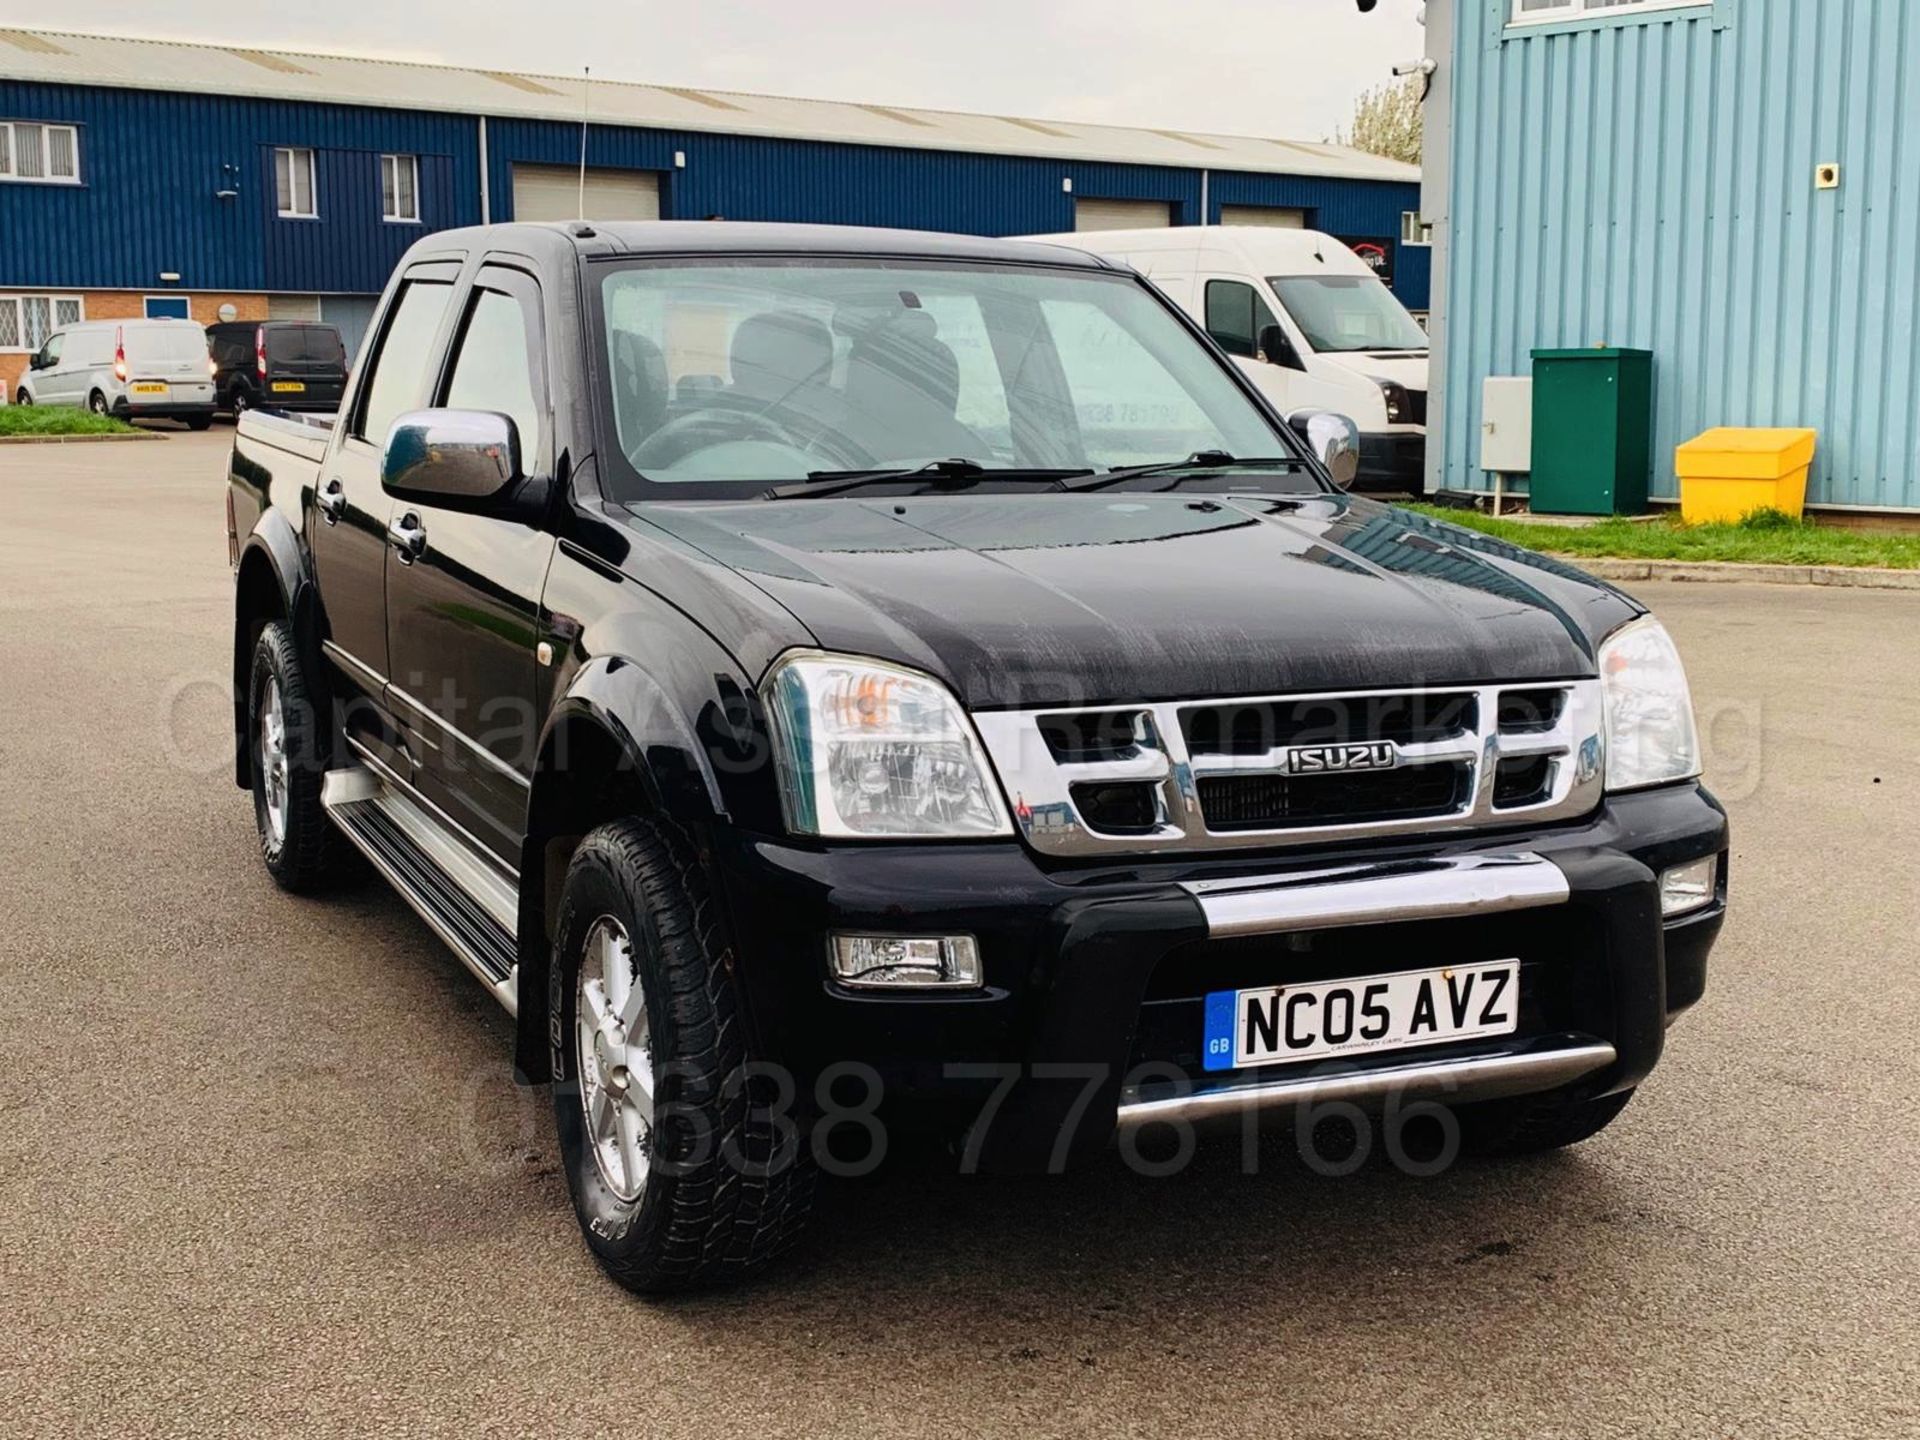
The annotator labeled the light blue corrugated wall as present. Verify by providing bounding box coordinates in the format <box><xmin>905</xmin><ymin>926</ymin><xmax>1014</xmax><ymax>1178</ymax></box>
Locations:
<box><xmin>1439</xmin><ymin>0</ymin><xmax>1920</xmax><ymax>509</ymax></box>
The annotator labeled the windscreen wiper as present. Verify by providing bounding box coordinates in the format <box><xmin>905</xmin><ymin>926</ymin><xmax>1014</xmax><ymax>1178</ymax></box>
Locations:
<box><xmin>763</xmin><ymin>459</ymin><xmax>1094</xmax><ymax>500</ymax></box>
<box><xmin>1062</xmin><ymin>451</ymin><xmax>1312</xmax><ymax>493</ymax></box>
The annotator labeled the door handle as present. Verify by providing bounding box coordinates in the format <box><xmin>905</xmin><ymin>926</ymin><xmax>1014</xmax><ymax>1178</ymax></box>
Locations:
<box><xmin>317</xmin><ymin>478</ymin><xmax>346</xmax><ymax>525</ymax></box>
<box><xmin>387</xmin><ymin>512</ymin><xmax>427</xmax><ymax>564</ymax></box>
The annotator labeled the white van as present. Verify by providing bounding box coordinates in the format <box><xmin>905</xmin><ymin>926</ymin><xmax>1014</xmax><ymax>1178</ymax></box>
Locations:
<box><xmin>14</xmin><ymin>319</ymin><xmax>217</xmax><ymax>429</ymax></box>
<box><xmin>1026</xmin><ymin>227</ymin><xmax>1429</xmax><ymax>491</ymax></box>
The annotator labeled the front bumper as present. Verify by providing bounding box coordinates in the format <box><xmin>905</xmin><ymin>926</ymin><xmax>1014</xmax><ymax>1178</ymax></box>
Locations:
<box><xmin>710</xmin><ymin>782</ymin><xmax>1728</xmax><ymax>1172</ymax></box>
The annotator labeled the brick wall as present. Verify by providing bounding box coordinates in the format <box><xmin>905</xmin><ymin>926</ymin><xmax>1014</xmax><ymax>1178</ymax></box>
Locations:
<box><xmin>3</xmin><ymin>291</ymin><xmax>270</xmax><ymax>397</ymax></box>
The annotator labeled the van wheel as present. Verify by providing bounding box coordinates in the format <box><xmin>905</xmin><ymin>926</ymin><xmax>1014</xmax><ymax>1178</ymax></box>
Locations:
<box><xmin>550</xmin><ymin>818</ymin><xmax>815</xmax><ymax>1294</ymax></box>
<box><xmin>231</xmin><ymin>388</ymin><xmax>251</xmax><ymax>415</ymax></box>
<box><xmin>88</xmin><ymin>390</ymin><xmax>109</xmax><ymax>415</ymax></box>
<box><xmin>187</xmin><ymin>416</ymin><xmax>213</xmax><ymax>432</ymax></box>
<box><xmin>13</xmin><ymin>390</ymin><xmax>29</xmax><ymax>407</ymax></box>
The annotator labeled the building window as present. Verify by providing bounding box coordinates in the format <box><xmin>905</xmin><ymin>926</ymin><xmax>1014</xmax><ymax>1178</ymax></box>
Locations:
<box><xmin>381</xmin><ymin>154</ymin><xmax>420</xmax><ymax>223</ymax></box>
<box><xmin>275</xmin><ymin>147</ymin><xmax>317</xmax><ymax>218</ymax></box>
<box><xmin>1401</xmin><ymin>212</ymin><xmax>1434</xmax><ymax>247</ymax></box>
<box><xmin>145</xmin><ymin>296</ymin><xmax>192</xmax><ymax>320</ymax></box>
<box><xmin>0</xmin><ymin>294</ymin><xmax>84</xmax><ymax>351</ymax></box>
<box><xmin>0</xmin><ymin>121</ymin><xmax>81</xmax><ymax>184</ymax></box>
<box><xmin>1510</xmin><ymin>0</ymin><xmax>1708</xmax><ymax>25</ymax></box>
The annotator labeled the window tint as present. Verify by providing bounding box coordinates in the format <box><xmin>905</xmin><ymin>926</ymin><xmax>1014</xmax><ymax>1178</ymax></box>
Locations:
<box><xmin>266</xmin><ymin>325</ymin><xmax>346</xmax><ymax>365</ymax></box>
<box><xmin>357</xmin><ymin>280</ymin><xmax>453</xmax><ymax>443</ymax></box>
<box><xmin>443</xmin><ymin>288</ymin><xmax>542</xmax><ymax>461</ymax></box>
<box><xmin>1205</xmin><ymin>280</ymin><xmax>1277</xmax><ymax>360</ymax></box>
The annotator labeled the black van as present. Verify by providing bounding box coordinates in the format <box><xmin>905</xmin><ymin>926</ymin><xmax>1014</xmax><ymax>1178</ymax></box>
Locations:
<box><xmin>207</xmin><ymin>321</ymin><xmax>348</xmax><ymax>416</ymax></box>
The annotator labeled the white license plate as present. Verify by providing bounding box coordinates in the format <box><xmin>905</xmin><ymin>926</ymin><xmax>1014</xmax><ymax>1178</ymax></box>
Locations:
<box><xmin>131</xmin><ymin>383</ymin><xmax>169</xmax><ymax>396</ymax></box>
<box><xmin>1202</xmin><ymin>961</ymin><xmax>1520</xmax><ymax>1073</ymax></box>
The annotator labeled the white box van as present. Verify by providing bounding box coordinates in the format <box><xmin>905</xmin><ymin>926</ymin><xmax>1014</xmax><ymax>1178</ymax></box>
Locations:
<box><xmin>1026</xmin><ymin>227</ymin><xmax>1429</xmax><ymax>492</ymax></box>
<box><xmin>14</xmin><ymin>319</ymin><xmax>217</xmax><ymax>429</ymax></box>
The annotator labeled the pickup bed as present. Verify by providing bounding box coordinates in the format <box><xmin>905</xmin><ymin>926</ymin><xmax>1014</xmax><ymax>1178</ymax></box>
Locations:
<box><xmin>227</xmin><ymin>220</ymin><xmax>1728</xmax><ymax>1294</ymax></box>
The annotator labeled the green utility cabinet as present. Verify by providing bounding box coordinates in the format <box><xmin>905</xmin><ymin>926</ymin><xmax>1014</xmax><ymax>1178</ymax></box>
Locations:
<box><xmin>1529</xmin><ymin>348</ymin><xmax>1654</xmax><ymax>515</ymax></box>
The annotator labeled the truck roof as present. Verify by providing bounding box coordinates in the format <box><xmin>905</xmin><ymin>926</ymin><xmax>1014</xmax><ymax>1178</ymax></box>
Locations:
<box><xmin>414</xmin><ymin>220</ymin><xmax>1123</xmax><ymax>270</ymax></box>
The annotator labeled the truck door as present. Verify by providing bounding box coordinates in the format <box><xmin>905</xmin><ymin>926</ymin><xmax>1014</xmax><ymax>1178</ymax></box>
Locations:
<box><xmin>382</xmin><ymin>263</ymin><xmax>556</xmax><ymax>868</ymax></box>
<box><xmin>310</xmin><ymin>260</ymin><xmax>460</xmax><ymax>781</ymax></box>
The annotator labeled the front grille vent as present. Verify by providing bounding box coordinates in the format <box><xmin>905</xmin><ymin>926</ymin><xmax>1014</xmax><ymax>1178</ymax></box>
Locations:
<box><xmin>1183</xmin><ymin>692</ymin><xmax>1477</xmax><ymax>758</ymax></box>
<box><xmin>975</xmin><ymin>681</ymin><xmax>1606</xmax><ymax>858</ymax></box>
<box><xmin>1039</xmin><ymin>710</ymin><xmax>1148</xmax><ymax>764</ymax></box>
<box><xmin>1197</xmin><ymin>762</ymin><xmax>1470</xmax><ymax>831</ymax></box>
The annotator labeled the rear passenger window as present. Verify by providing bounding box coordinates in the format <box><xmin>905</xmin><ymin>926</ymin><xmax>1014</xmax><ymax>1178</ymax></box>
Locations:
<box><xmin>356</xmin><ymin>279</ymin><xmax>453</xmax><ymax>444</ymax></box>
<box><xmin>442</xmin><ymin>286</ymin><xmax>543</xmax><ymax>463</ymax></box>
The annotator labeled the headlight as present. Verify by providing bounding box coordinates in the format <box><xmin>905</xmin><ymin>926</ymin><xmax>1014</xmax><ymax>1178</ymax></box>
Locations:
<box><xmin>1599</xmin><ymin>617</ymin><xmax>1701</xmax><ymax>791</ymax></box>
<box><xmin>764</xmin><ymin>652</ymin><xmax>1013</xmax><ymax>839</ymax></box>
<box><xmin>1375</xmin><ymin>378</ymin><xmax>1409</xmax><ymax>424</ymax></box>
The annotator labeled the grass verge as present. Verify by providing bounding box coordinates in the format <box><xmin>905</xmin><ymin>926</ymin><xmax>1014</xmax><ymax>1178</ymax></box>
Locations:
<box><xmin>0</xmin><ymin>406</ymin><xmax>140</xmax><ymax>438</ymax></box>
<box><xmin>1406</xmin><ymin>504</ymin><xmax>1920</xmax><ymax>570</ymax></box>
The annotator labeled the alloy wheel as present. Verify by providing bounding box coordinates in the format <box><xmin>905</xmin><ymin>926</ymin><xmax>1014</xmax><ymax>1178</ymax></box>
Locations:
<box><xmin>257</xmin><ymin>676</ymin><xmax>289</xmax><ymax>849</ymax></box>
<box><xmin>576</xmin><ymin>916</ymin><xmax>656</xmax><ymax>1203</ymax></box>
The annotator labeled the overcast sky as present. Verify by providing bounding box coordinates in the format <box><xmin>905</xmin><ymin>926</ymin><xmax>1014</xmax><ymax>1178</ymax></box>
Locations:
<box><xmin>0</xmin><ymin>0</ymin><xmax>1428</xmax><ymax>142</ymax></box>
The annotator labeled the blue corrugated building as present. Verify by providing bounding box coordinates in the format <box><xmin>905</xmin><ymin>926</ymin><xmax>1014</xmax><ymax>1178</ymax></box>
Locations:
<box><xmin>0</xmin><ymin>27</ymin><xmax>1423</xmax><ymax>397</ymax></box>
<box><xmin>1421</xmin><ymin>0</ymin><xmax>1920</xmax><ymax>514</ymax></box>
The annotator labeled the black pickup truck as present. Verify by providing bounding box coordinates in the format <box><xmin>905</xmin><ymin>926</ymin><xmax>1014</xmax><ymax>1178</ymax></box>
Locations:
<box><xmin>227</xmin><ymin>221</ymin><xmax>1728</xmax><ymax>1294</ymax></box>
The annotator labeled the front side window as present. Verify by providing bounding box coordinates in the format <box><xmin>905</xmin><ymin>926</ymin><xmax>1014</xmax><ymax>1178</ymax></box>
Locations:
<box><xmin>442</xmin><ymin>287</ymin><xmax>543</xmax><ymax>461</ymax></box>
<box><xmin>355</xmin><ymin>279</ymin><xmax>454</xmax><ymax>444</ymax></box>
<box><xmin>1269</xmin><ymin>275</ymin><xmax>1430</xmax><ymax>354</ymax></box>
<box><xmin>595</xmin><ymin>259</ymin><xmax>1287</xmax><ymax>496</ymax></box>
<box><xmin>381</xmin><ymin>154</ymin><xmax>419</xmax><ymax>223</ymax></box>
<box><xmin>1204</xmin><ymin>279</ymin><xmax>1280</xmax><ymax>360</ymax></box>
<box><xmin>275</xmin><ymin>147</ymin><xmax>317</xmax><ymax>218</ymax></box>
<box><xmin>0</xmin><ymin>121</ymin><xmax>80</xmax><ymax>184</ymax></box>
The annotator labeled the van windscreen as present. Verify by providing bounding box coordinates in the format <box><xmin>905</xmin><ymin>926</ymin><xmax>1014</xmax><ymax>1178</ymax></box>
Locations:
<box><xmin>266</xmin><ymin>326</ymin><xmax>347</xmax><ymax>366</ymax></box>
<box><xmin>1268</xmin><ymin>275</ymin><xmax>1429</xmax><ymax>354</ymax></box>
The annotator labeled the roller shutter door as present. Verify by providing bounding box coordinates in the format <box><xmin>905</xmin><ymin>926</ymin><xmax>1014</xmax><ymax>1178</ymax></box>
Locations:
<box><xmin>512</xmin><ymin>164</ymin><xmax>660</xmax><ymax>222</ymax></box>
<box><xmin>319</xmin><ymin>296</ymin><xmax>379</xmax><ymax>364</ymax></box>
<box><xmin>1219</xmin><ymin>206</ymin><xmax>1307</xmax><ymax>228</ymax></box>
<box><xmin>267</xmin><ymin>295</ymin><xmax>322</xmax><ymax>322</ymax></box>
<box><xmin>1074</xmin><ymin>198</ymin><xmax>1173</xmax><ymax>232</ymax></box>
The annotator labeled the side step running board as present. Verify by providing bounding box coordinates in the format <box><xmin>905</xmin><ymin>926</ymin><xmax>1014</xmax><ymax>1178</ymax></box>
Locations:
<box><xmin>322</xmin><ymin>767</ymin><xmax>520</xmax><ymax>1015</ymax></box>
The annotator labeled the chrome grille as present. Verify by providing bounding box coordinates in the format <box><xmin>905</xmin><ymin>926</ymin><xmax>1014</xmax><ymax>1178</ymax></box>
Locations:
<box><xmin>973</xmin><ymin>682</ymin><xmax>1605</xmax><ymax>857</ymax></box>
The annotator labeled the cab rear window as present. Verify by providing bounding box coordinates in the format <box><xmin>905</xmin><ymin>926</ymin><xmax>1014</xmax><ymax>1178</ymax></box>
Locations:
<box><xmin>136</xmin><ymin>326</ymin><xmax>214</xmax><ymax>362</ymax></box>
<box><xmin>266</xmin><ymin>326</ymin><xmax>346</xmax><ymax>366</ymax></box>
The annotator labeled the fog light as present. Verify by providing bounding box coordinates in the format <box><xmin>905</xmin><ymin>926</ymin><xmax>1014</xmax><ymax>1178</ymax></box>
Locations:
<box><xmin>1661</xmin><ymin>857</ymin><xmax>1719</xmax><ymax>919</ymax></box>
<box><xmin>830</xmin><ymin>935</ymin><xmax>982</xmax><ymax>989</ymax></box>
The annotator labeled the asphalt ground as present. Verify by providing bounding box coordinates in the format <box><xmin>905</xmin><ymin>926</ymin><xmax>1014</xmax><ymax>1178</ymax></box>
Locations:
<box><xmin>2</xmin><ymin>427</ymin><xmax>1915</xmax><ymax>1437</ymax></box>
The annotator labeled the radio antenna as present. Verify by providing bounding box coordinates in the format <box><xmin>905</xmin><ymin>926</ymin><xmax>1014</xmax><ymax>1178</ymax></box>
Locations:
<box><xmin>578</xmin><ymin>66</ymin><xmax>592</xmax><ymax>220</ymax></box>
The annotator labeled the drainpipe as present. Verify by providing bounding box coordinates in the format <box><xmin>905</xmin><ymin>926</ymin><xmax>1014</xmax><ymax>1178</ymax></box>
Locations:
<box><xmin>1200</xmin><ymin>168</ymin><xmax>1210</xmax><ymax>226</ymax></box>
<box><xmin>478</xmin><ymin>116</ymin><xmax>491</xmax><ymax>225</ymax></box>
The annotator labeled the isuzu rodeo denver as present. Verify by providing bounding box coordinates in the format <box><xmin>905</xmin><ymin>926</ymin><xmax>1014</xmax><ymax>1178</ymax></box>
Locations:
<box><xmin>227</xmin><ymin>222</ymin><xmax>1728</xmax><ymax>1293</ymax></box>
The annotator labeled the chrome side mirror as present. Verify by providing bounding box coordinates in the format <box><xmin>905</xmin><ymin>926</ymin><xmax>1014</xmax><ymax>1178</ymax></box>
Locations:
<box><xmin>381</xmin><ymin>409</ymin><xmax>522</xmax><ymax>505</ymax></box>
<box><xmin>1287</xmin><ymin>409</ymin><xmax>1361</xmax><ymax>490</ymax></box>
